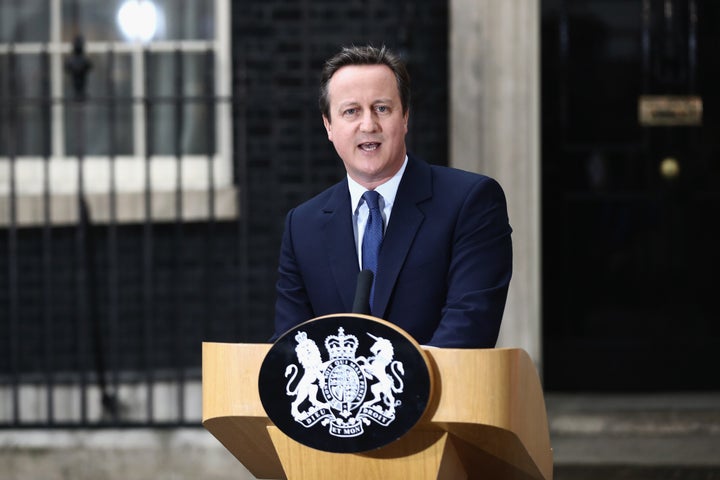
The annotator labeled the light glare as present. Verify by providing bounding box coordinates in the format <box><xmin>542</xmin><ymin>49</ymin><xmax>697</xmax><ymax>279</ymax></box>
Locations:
<box><xmin>117</xmin><ymin>0</ymin><xmax>158</xmax><ymax>42</ymax></box>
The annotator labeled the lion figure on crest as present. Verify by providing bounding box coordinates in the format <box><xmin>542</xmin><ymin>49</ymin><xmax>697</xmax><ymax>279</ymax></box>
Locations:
<box><xmin>284</xmin><ymin>332</ymin><xmax>327</xmax><ymax>417</ymax></box>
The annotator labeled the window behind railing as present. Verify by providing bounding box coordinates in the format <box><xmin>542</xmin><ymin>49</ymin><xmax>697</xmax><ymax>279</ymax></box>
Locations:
<box><xmin>0</xmin><ymin>0</ymin><xmax>234</xmax><ymax>226</ymax></box>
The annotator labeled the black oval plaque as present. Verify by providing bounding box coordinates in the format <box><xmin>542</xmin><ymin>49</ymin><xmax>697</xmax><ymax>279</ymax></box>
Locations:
<box><xmin>259</xmin><ymin>313</ymin><xmax>432</xmax><ymax>453</ymax></box>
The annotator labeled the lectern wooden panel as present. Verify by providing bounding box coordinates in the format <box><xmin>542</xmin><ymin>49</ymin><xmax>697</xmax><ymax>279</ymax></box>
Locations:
<box><xmin>202</xmin><ymin>343</ymin><xmax>553</xmax><ymax>479</ymax></box>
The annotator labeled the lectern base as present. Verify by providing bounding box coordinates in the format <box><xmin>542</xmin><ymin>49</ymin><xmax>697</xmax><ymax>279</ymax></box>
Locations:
<box><xmin>268</xmin><ymin>426</ymin><xmax>466</xmax><ymax>480</ymax></box>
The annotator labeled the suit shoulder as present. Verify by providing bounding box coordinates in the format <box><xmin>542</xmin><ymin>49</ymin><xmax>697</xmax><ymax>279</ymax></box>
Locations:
<box><xmin>288</xmin><ymin>179</ymin><xmax>347</xmax><ymax>217</ymax></box>
<box><xmin>428</xmin><ymin>164</ymin><xmax>503</xmax><ymax>192</ymax></box>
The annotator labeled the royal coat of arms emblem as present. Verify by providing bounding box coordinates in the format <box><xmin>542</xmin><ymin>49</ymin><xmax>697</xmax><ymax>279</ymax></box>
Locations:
<box><xmin>259</xmin><ymin>314</ymin><xmax>431</xmax><ymax>453</ymax></box>
<box><xmin>284</xmin><ymin>327</ymin><xmax>405</xmax><ymax>438</ymax></box>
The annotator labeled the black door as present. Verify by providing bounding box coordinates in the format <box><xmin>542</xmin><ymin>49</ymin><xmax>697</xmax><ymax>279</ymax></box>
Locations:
<box><xmin>542</xmin><ymin>0</ymin><xmax>720</xmax><ymax>391</ymax></box>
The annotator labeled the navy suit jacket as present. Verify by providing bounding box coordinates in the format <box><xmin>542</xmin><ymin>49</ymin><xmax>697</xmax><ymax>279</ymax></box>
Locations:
<box><xmin>273</xmin><ymin>154</ymin><xmax>512</xmax><ymax>348</ymax></box>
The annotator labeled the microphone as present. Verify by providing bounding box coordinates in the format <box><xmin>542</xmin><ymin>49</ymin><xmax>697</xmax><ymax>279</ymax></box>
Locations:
<box><xmin>352</xmin><ymin>269</ymin><xmax>374</xmax><ymax>315</ymax></box>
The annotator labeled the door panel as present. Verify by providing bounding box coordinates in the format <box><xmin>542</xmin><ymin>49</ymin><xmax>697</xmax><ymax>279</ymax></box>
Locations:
<box><xmin>542</xmin><ymin>0</ymin><xmax>720</xmax><ymax>391</ymax></box>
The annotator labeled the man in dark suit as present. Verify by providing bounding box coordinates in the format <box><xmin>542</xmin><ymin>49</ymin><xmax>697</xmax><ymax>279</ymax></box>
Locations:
<box><xmin>273</xmin><ymin>45</ymin><xmax>512</xmax><ymax>348</ymax></box>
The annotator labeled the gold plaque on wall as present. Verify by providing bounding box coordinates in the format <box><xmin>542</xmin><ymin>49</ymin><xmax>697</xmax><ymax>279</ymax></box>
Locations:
<box><xmin>638</xmin><ymin>95</ymin><xmax>703</xmax><ymax>126</ymax></box>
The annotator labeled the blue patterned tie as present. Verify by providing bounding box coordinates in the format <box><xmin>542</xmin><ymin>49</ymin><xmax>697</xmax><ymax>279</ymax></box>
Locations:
<box><xmin>361</xmin><ymin>190</ymin><xmax>384</xmax><ymax>309</ymax></box>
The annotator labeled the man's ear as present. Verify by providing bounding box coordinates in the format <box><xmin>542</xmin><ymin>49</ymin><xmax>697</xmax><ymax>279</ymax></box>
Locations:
<box><xmin>322</xmin><ymin>115</ymin><xmax>333</xmax><ymax>141</ymax></box>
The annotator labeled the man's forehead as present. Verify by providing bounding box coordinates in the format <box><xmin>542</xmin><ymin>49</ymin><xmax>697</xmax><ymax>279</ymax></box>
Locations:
<box><xmin>327</xmin><ymin>65</ymin><xmax>399</xmax><ymax>101</ymax></box>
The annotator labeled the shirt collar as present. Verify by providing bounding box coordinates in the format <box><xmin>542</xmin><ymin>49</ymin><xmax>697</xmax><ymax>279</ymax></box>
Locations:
<box><xmin>348</xmin><ymin>155</ymin><xmax>408</xmax><ymax>213</ymax></box>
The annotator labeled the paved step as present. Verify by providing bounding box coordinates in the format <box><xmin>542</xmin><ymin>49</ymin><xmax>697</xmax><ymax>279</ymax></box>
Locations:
<box><xmin>547</xmin><ymin>393</ymin><xmax>720</xmax><ymax>469</ymax></box>
<box><xmin>555</xmin><ymin>465</ymin><xmax>720</xmax><ymax>480</ymax></box>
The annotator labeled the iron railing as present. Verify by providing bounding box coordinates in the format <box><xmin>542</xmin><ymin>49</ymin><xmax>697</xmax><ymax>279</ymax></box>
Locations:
<box><xmin>0</xmin><ymin>40</ymin><xmax>249</xmax><ymax>428</ymax></box>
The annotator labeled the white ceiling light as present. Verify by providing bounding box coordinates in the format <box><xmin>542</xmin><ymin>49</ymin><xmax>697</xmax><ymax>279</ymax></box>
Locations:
<box><xmin>117</xmin><ymin>0</ymin><xmax>159</xmax><ymax>42</ymax></box>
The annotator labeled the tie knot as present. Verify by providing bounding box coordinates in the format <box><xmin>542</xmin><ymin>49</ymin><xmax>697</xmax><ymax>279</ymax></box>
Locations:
<box><xmin>362</xmin><ymin>190</ymin><xmax>381</xmax><ymax>211</ymax></box>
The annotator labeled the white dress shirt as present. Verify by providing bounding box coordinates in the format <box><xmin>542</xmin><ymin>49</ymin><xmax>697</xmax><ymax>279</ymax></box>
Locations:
<box><xmin>348</xmin><ymin>156</ymin><xmax>408</xmax><ymax>269</ymax></box>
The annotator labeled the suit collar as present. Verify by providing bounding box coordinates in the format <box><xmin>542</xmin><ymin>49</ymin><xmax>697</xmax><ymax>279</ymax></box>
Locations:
<box><xmin>322</xmin><ymin>180</ymin><xmax>361</xmax><ymax>312</ymax></box>
<box><xmin>373</xmin><ymin>154</ymin><xmax>432</xmax><ymax>317</ymax></box>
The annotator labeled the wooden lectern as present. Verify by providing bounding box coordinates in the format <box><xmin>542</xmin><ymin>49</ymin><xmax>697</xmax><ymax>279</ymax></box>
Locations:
<box><xmin>203</xmin><ymin>343</ymin><xmax>553</xmax><ymax>479</ymax></box>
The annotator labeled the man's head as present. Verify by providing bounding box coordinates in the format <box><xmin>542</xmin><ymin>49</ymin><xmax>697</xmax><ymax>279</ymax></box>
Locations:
<box><xmin>320</xmin><ymin>45</ymin><xmax>411</xmax><ymax>190</ymax></box>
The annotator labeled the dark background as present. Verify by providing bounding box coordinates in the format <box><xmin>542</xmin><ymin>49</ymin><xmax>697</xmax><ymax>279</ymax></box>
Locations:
<box><xmin>541</xmin><ymin>0</ymin><xmax>720</xmax><ymax>391</ymax></box>
<box><xmin>0</xmin><ymin>0</ymin><xmax>448</xmax><ymax>378</ymax></box>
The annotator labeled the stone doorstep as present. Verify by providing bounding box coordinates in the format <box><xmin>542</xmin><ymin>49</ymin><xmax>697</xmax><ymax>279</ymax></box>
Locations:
<box><xmin>546</xmin><ymin>393</ymin><xmax>720</xmax><ymax>467</ymax></box>
<box><xmin>550</xmin><ymin>410</ymin><xmax>720</xmax><ymax>436</ymax></box>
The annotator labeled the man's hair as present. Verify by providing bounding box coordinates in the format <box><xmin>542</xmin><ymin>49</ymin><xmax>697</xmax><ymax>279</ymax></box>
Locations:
<box><xmin>319</xmin><ymin>45</ymin><xmax>410</xmax><ymax>120</ymax></box>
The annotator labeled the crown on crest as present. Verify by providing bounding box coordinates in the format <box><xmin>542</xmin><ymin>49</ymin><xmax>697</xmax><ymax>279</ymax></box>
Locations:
<box><xmin>324</xmin><ymin>327</ymin><xmax>359</xmax><ymax>360</ymax></box>
<box><xmin>294</xmin><ymin>331</ymin><xmax>315</xmax><ymax>350</ymax></box>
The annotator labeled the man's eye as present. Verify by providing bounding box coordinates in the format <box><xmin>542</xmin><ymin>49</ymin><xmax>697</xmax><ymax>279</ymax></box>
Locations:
<box><xmin>376</xmin><ymin>105</ymin><xmax>389</xmax><ymax>113</ymax></box>
<box><xmin>343</xmin><ymin>108</ymin><xmax>357</xmax><ymax>116</ymax></box>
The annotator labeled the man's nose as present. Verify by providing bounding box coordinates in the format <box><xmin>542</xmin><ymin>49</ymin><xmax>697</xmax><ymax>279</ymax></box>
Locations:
<box><xmin>359</xmin><ymin>111</ymin><xmax>378</xmax><ymax>132</ymax></box>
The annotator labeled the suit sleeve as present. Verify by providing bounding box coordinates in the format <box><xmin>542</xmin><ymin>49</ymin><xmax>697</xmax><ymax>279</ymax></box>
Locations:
<box><xmin>272</xmin><ymin>208</ymin><xmax>315</xmax><ymax>341</ymax></box>
<box><xmin>426</xmin><ymin>177</ymin><xmax>513</xmax><ymax>348</ymax></box>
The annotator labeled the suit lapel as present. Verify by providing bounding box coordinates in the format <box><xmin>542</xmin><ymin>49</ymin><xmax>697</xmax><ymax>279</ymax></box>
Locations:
<box><xmin>373</xmin><ymin>156</ymin><xmax>432</xmax><ymax>318</ymax></box>
<box><xmin>322</xmin><ymin>180</ymin><xmax>360</xmax><ymax>312</ymax></box>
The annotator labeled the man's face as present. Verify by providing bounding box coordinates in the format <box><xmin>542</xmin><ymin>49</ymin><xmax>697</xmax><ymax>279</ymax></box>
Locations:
<box><xmin>322</xmin><ymin>64</ymin><xmax>409</xmax><ymax>190</ymax></box>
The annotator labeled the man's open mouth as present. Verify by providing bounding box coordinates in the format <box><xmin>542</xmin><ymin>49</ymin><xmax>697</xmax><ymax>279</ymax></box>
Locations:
<box><xmin>359</xmin><ymin>142</ymin><xmax>380</xmax><ymax>151</ymax></box>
